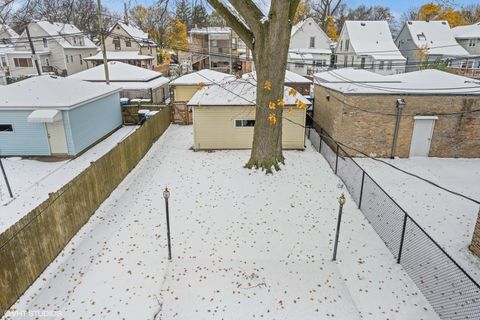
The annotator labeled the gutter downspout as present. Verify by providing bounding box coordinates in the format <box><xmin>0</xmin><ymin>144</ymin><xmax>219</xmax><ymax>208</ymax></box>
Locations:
<box><xmin>390</xmin><ymin>99</ymin><xmax>406</xmax><ymax>159</ymax></box>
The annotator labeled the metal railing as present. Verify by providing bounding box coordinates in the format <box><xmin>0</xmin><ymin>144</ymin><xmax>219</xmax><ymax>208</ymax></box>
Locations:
<box><xmin>307</xmin><ymin>126</ymin><xmax>480</xmax><ymax>320</ymax></box>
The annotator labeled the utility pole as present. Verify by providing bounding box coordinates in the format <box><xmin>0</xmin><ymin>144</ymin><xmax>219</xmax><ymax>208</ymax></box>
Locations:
<box><xmin>97</xmin><ymin>0</ymin><xmax>110</xmax><ymax>84</ymax></box>
<box><xmin>25</xmin><ymin>25</ymin><xmax>42</xmax><ymax>76</ymax></box>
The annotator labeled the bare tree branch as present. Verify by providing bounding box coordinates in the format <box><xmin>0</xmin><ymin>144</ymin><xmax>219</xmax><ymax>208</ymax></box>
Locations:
<box><xmin>206</xmin><ymin>0</ymin><xmax>254</xmax><ymax>49</ymax></box>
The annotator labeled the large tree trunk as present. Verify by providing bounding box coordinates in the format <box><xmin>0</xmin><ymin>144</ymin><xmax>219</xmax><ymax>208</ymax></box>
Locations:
<box><xmin>206</xmin><ymin>0</ymin><xmax>300</xmax><ymax>173</ymax></box>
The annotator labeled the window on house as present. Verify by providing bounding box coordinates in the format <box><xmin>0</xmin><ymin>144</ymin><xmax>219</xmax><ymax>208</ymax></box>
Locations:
<box><xmin>126</xmin><ymin>40</ymin><xmax>131</xmax><ymax>47</ymax></box>
<box><xmin>387</xmin><ymin>61</ymin><xmax>393</xmax><ymax>70</ymax></box>
<box><xmin>211</xmin><ymin>40</ymin><xmax>218</xmax><ymax>47</ymax></box>
<box><xmin>345</xmin><ymin>40</ymin><xmax>350</xmax><ymax>51</ymax></box>
<box><xmin>351</xmin><ymin>56</ymin><xmax>354</xmax><ymax>66</ymax></box>
<box><xmin>79</xmin><ymin>54</ymin><xmax>83</xmax><ymax>65</ymax></box>
<box><xmin>417</xmin><ymin>33</ymin><xmax>426</xmax><ymax>41</ymax></box>
<box><xmin>0</xmin><ymin>124</ymin><xmax>13</xmax><ymax>132</ymax></box>
<box><xmin>309</xmin><ymin>36</ymin><xmax>315</xmax><ymax>48</ymax></box>
<box><xmin>73</xmin><ymin>37</ymin><xmax>77</xmax><ymax>44</ymax></box>
<box><xmin>42</xmin><ymin>37</ymin><xmax>48</xmax><ymax>48</ymax></box>
<box><xmin>232</xmin><ymin>38</ymin><xmax>237</xmax><ymax>50</ymax></box>
<box><xmin>1</xmin><ymin>56</ymin><xmax>6</xmax><ymax>67</ymax></box>
<box><xmin>344</xmin><ymin>56</ymin><xmax>348</xmax><ymax>67</ymax></box>
<box><xmin>113</xmin><ymin>37</ymin><xmax>121</xmax><ymax>50</ymax></box>
<box><xmin>295</xmin><ymin>62</ymin><xmax>303</xmax><ymax>69</ymax></box>
<box><xmin>360</xmin><ymin>57</ymin><xmax>365</xmax><ymax>69</ymax></box>
<box><xmin>235</xmin><ymin>120</ymin><xmax>255</xmax><ymax>127</ymax></box>
<box><xmin>46</xmin><ymin>58</ymin><xmax>49</xmax><ymax>66</ymax></box>
<box><xmin>65</xmin><ymin>55</ymin><xmax>69</xmax><ymax>63</ymax></box>
<box><xmin>14</xmin><ymin>58</ymin><xmax>33</xmax><ymax>67</ymax></box>
<box><xmin>70</xmin><ymin>55</ymin><xmax>74</xmax><ymax>63</ymax></box>
<box><xmin>378</xmin><ymin>60</ymin><xmax>384</xmax><ymax>70</ymax></box>
<box><xmin>469</xmin><ymin>39</ymin><xmax>476</xmax><ymax>47</ymax></box>
<box><xmin>340</xmin><ymin>40</ymin><xmax>343</xmax><ymax>51</ymax></box>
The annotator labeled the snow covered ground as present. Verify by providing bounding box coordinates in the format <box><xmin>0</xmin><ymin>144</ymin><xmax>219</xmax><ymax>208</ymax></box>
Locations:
<box><xmin>4</xmin><ymin>126</ymin><xmax>438</xmax><ymax>320</ymax></box>
<box><xmin>356</xmin><ymin>157</ymin><xmax>480</xmax><ymax>283</ymax></box>
<box><xmin>0</xmin><ymin>126</ymin><xmax>138</xmax><ymax>234</ymax></box>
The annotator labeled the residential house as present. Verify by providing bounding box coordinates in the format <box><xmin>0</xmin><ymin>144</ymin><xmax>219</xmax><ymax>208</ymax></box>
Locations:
<box><xmin>69</xmin><ymin>61</ymin><xmax>169</xmax><ymax>103</ymax></box>
<box><xmin>335</xmin><ymin>21</ymin><xmax>406</xmax><ymax>75</ymax></box>
<box><xmin>169</xmin><ymin>69</ymin><xmax>236</xmax><ymax>124</ymax></box>
<box><xmin>0</xmin><ymin>25</ymin><xmax>19</xmax><ymax>74</ymax></box>
<box><xmin>0</xmin><ymin>75</ymin><xmax>122</xmax><ymax>156</ymax></box>
<box><xmin>189</xmin><ymin>27</ymin><xmax>252</xmax><ymax>75</ymax></box>
<box><xmin>288</xmin><ymin>17</ymin><xmax>332</xmax><ymax>77</ymax></box>
<box><xmin>395</xmin><ymin>20</ymin><xmax>470</xmax><ymax>72</ymax></box>
<box><xmin>6</xmin><ymin>21</ymin><xmax>98</xmax><ymax>77</ymax></box>
<box><xmin>313</xmin><ymin>68</ymin><xmax>480</xmax><ymax>158</ymax></box>
<box><xmin>105</xmin><ymin>22</ymin><xmax>160</xmax><ymax>67</ymax></box>
<box><xmin>83</xmin><ymin>51</ymin><xmax>154</xmax><ymax>69</ymax></box>
<box><xmin>452</xmin><ymin>22</ymin><xmax>480</xmax><ymax>78</ymax></box>
<box><xmin>188</xmin><ymin>79</ymin><xmax>310</xmax><ymax>150</ymax></box>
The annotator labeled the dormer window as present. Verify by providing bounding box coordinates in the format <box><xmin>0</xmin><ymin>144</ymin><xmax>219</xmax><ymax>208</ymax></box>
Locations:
<box><xmin>417</xmin><ymin>33</ymin><xmax>426</xmax><ymax>41</ymax></box>
<box><xmin>42</xmin><ymin>37</ymin><xmax>48</xmax><ymax>48</ymax></box>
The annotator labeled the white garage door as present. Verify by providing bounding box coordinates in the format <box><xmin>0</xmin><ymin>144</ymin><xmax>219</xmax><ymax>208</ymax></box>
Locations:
<box><xmin>409</xmin><ymin>116</ymin><xmax>437</xmax><ymax>157</ymax></box>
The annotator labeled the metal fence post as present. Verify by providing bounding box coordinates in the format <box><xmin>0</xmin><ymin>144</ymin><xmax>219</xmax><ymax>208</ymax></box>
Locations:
<box><xmin>335</xmin><ymin>144</ymin><xmax>339</xmax><ymax>174</ymax></box>
<box><xmin>319</xmin><ymin>128</ymin><xmax>323</xmax><ymax>153</ymax></box>
<box><xmin>397</xmin><ymin>213</ymin><xmax>408</xmax><ymax>264</ymax></box>
<box><xmin>358</xmin><ymin>171</ymin><xmax>366</xmax><ymax>209</ymax></box>
<box><xmin>0</xmin><ymin>156</ymin><xmax>13</xmax><ymax>198</ymax></box>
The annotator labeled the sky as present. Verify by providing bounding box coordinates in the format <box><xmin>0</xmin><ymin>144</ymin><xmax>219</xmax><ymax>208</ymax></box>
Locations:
<box><xmin>103</xmin><ymin>0</ymin><xmax>478</xmax><ymax>18</ymax></box>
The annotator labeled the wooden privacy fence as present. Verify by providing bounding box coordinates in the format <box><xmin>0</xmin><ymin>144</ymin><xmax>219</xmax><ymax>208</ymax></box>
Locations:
<box><xmin>0</xmin><ymin>107</ymin><xmax>171</xmax><ymax>315</ymax></box>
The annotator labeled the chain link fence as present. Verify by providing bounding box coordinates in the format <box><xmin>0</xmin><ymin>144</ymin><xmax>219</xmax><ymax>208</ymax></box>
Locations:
<box><xmin>307</xmin><ymin>126</ymin><xmax>480</xmax><ymax>320</ymax></box>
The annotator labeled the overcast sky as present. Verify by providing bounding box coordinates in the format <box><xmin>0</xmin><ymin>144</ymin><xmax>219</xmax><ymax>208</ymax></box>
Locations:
<box><xmin>103</xmin><ymin>0</ymin><xmax>477</xmax><ymax>19</ymax></box>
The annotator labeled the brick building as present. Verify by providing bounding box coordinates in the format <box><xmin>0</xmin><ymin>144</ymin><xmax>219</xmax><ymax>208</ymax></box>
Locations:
<box><xmin>313</xmin><ymin>68</ymin><xmax>480</xmax><ymax>158</ymax></box>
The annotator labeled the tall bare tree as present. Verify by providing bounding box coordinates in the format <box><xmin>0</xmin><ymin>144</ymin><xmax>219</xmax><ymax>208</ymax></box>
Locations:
<box><xmin>311</xmin><ymin>0</ymin><xmax>342</xmax><ymax>30</ymax></box>
<box><xmin>207</xmin><ymin>0</ymin><xmax>301</xmax><ymax>172</ymax></box>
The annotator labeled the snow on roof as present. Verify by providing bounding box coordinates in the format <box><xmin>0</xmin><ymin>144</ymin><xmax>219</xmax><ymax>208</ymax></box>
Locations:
<box><xmin>344</xmin><ymin>21</ymin><xmax>405</xmax><ymax>60</ymax></box>
<box><xmin>0</xmin><ymin>24</ymin><xmax>19</xmax><ymax>40</ymax></box>
<box><xmin>288</xmin><ymin>52</ymin><xmax>314</xmax><ymax>60</ymax></box>
<box><xmin>113</xmin><ymin>77</ymin><xmax>170</xmax><ymax>90</ymax></box>
<box><xmin>34</xmin><ymin>21</ymin><xmax>97</xmax><ymax>49</ymax></box>
<box><xmin>252</xmin><ymin>0</ymin><xmax>270</xmax><ymax>16</ymax></box>
<box><xmin>189</xmin><ymin>27</ymin><xmax>231</xmax><ymax>34</ymax></box>
<box><xmin>0</xmin><ymin>75</ymin><xmax>121</xmax><ymax>110</ymax></box>
<box><xmin>83</xmin><ymin>51</ymin><xmax>154</xmax><ymax>61</ymax></box>
<box><xmin>188</xmin><ymin>78</ymin><xmax>311</xmax><ymax>106</ymax></box>
<box><xmin>170</xmin><ymin>69</ymin><xmax>236</xmax><ymax>86</ymax></box>
<box><xmin>289</xmin><ymin>48</ymin><xmax>332</xmax><ymax>55</ymax></box>
<box><xmin>69</xmin><ymin>61</ymin><xmax>163</xmax><ymax>82</ymax></box>
<box><xmin>402</xmin><ymin>20</ymin><xmax>470</xmax><ymax>56</ymax></box>
<box><xmin>314</xmin><ymin>69</ymin><xmax>480</xmax><ymax>95</ymax></box>
<box><xmin>452</xmin><ymin>22</ymin><xmax>480</xmax><ymax>40</ymax></box>
<box><xmin>242</xmin><ymin>70</ymin><xmax>311</xmax><ymax>84</ymax></box>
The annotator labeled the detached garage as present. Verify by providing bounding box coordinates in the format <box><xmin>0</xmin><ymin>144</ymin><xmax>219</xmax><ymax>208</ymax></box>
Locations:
<box><xmin>0</xmin><ymin>75</ymin><xmax>121</xmax><ymax>156</ymax></box>
<box><xmin>188</xmin><ymin>79</ymin><xmax>310</xmax><ymax>150</ymax></box>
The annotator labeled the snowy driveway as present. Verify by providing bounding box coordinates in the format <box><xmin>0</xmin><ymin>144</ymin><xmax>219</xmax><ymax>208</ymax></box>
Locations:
<box><xmin>5</xmin><ymin>125</ymin><xmax>438</xmax><ymax>320</ymax></box>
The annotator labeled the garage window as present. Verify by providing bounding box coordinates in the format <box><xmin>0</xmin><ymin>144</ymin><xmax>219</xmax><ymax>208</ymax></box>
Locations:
<box><xmin>0</xmin><ymin>124</ymin><xmax>13</xmax><ymax>132</ymax></box>
<box><xmin>235</xmin><ymin>120</ymin><xmax>255</xmax><ymax>127</ymax></box>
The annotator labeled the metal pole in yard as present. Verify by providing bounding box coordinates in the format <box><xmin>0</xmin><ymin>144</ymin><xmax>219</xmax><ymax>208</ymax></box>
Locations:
<box><xmin>97</xmin><ymin>0</ymin><xmax>110</xmax><ymax>84</ymax></box>
<box><xmin>319</xmin><ymin>128</ymin><xmax>323</xmax><ymax>153</ymax></box>
<box><xmin>163</xmin><ymin>187</ymin><xmax>172</xmax><ymax>260</ymax></box>
<box><xmin>390</xmin><ymin>99</ymin><xmax>405</xmax><ymax>159</ymax></box>
<box><xmin>397</xmin><ymin>213</ymin><xmax>408</xmax><ymax>264</ymax></box>
<box><xmin>0</xmin><ymin>156</ymin><xmax>13</xmax><ymax>198</ymax></box>
<box><xmin>358</xmin><ymin>171</ymin><xmax>366</xmax><ymax>209</ymax></box>
<box><xmin>332</xmin><ymin>193</ymin><xmax>346</xmax><ymax>261</ymax></box>
<box><xmin>25</xmin><ymin>25</ymin><xmax>42</xmax><ymax>76</ymax></box>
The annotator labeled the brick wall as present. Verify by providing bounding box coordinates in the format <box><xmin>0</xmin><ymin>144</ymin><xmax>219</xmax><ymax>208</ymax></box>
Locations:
<box><xmin>313</xmin><ymin>85</ymin><xmax>480</xmax><ymax>158</ymax></box>
<box><xmin>470</xmin><ymin>210</ymin><xmax>480</xmax><ymax>257</ymax></box>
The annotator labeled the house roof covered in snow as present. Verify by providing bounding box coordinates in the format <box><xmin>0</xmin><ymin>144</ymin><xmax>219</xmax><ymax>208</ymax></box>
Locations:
<box><xmin>342</xmin><ymin>21</ymin><xmax>405</xmax><ymax>60</ymax></box>
<box><xmin>313</xmin><ymin>69</ymin><xmax>480</xmax><ymax>95</ymax></box>
<box><xmin>33</xmin><ymin>21</ymin><xmax>97</xmax><ymax>49</ymax></box>
<box><xmin>189</xmin><ymin>27</ymin><xmax>231</xmax><ymax>34</ymax></box>
<box><xmin>0</xmin><ymin>75</ymin><xmax>121</xmax><ymax>110</ymax></box>
<box><xmin>110</xmin><ymin>22</ymin><xmax>157</xmax><ymax>46</ymax></box>
<box><xmin>452</xmin><ymin>22</ymin><xmax>480</xmax><ymax>40</ymax></box>
<box><xmin>188</xmin><ymin>78</ymin><xmax>311</xmax><ymax>106</ymax></box>
<box><xmin>0</xmin><ymin>24</ymin><xmax>19</xmax><ymax>41</ymax></box>
<box><xmin>289</xmin><ymin>48</ymin><xmax>332</xmax><ymax>55</ymax></box>
<box><xmin>69</xmin><ymin>61</ymin><xmax>169</xmax><ymax>89</ymax></box>
<box><xmin>170</xmin><ymin>69</ymin><xmax>236</xmax><ymax>86</ymax></box>
<box><xmin>399</xmin><ymin>20</ymin><xmax>470</xmax><ymax>56</ymax></box>
<box><xmin>242</xmin><ymin>70</ymin><xmax>311</xmax><ymax>84</ymax></box>
<box><xmin>83</xmin><ymin>51</ymin><xmax>154</xmax><ymax>61</ymax></box>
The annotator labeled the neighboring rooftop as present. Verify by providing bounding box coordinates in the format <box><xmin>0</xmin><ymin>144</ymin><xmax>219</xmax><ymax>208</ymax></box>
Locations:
<box><xmin>342</xmin><ymin>21</ymin><xmax>406</xmax><ymax>60</ymax></box>
<box><xmin>399</xmin><ymin>20</ymin><xmax>470</xmax><ymax>56</ymax></box>
<box><xmin>188</xmin><ymin>78</ymin><xmax>311</xmax><ymax>106</ymax></box>
<box><xmin>110</xmin><ymin>22</ymin><xmax>157</xmax><ymax>46</ymax></box>
<box><xmin>314</xmin><ymin>68</ymin><xmax>480</xmax><ymax>95</ymax></box>
<box><xmin>34</xmin><ymin>21</ymin><xmax>97</xmax><ymax>49</ymax></box>
<box><xmin>189</xmin><ymin>27</ymin><xmax>231</xmax><ymax>34</ymax></box>
<box><xmin>0</xmin><ymin>75</ymin><xmax>121</xmax><ymax>110</ymax></box>
<box><xmin>0</xmin><ymin>24</ymin><xmax>19</xmax><ymax>42</ymax></box>
<box><xmin>170</xmin><ymin>69</ymin><xmax>236</xmax><ymax>86</ymax></box>
<box><xmin>452</xmin><ymin>22</ymin><xmax>480</xmax><ymax>39</ymax></box>
<box><xmin>83</xmin><ymin>51</ymin><xmax>154</xmax><ymax>61</ymax></box>
<box><xmin>242</xmin><ymin>70</ymin><xmax>312</xmax><ymax>84</ymax></box>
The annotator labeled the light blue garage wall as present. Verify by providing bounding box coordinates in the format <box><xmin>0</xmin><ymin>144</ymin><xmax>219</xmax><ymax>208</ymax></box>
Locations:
<box><xmin>65</xmin><ymin>92</ymin><xmax>121</xmax><ymax>155</ymax></box>
<box><xmin>0</xmin><ymin>110</ymin><xmax>50</xmax><ymax>156</ymax></box>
